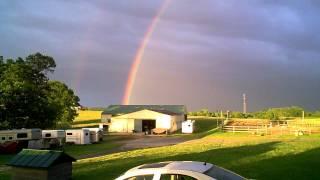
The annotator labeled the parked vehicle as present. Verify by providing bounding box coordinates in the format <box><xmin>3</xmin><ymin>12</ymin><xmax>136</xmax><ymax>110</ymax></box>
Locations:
<box><xmin>65</xmin><ymin>129</ymin><xmax>91</xmax><ymax>145</ymax></box>
<box><xmin>0</xmin><ymin>129</ymin><xmax>42</xmax><ymax>143</ymax></box>
<box><xmin>0</xmin><ymin>129</ymin><xmax>42</xmax><ymax>153</ymax></box>
<box><xmin>115</xmin><ymin>161</ymin><xmax>245</xmax><ymax>180</ymax></box>
<box><xmin>82</xmin><ymin>128</ymin><xmax>103</xmax><ymax>143</ymax></box>
<box><xmin>42</xmin><ymin>130</ymin><xmax>66</xmax><ymax>148</ymax></box>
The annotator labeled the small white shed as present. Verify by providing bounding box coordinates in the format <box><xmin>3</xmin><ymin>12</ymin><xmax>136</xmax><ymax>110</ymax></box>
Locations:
<box><xmin>65</xmin><ymin>129</ymin><xmax>90</xmax><ymax>145</ymax></box>
<box><xmin>182</xmin><ymin>120</ymin><xmax>195</xmax><ymax>134</ymax></box>
<box><xmin>82</xmin><ymin>128</ymin><xmax>103</xmax><ymax>143</ymax></box>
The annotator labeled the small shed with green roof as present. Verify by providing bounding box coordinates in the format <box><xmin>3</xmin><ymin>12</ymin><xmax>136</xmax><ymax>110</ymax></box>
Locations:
<box><xmin>7</xmin><ymin>149</ymin><xmax>76</xmax><ymax>180</ymax></box>
<box><xmin>101</xmin><ymin>105</ymin><xmax>187</xmax><ymax>134</ymax></box>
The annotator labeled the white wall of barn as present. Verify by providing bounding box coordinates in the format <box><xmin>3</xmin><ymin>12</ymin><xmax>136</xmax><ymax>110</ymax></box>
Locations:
<box><xmin>108</xmin><ymin>109</ymin><xmax>185</xmax><ymax>133</ymax></box>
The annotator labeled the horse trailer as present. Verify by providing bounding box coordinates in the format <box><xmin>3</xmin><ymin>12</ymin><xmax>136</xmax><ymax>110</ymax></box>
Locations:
<box><xmin>65</xmin><ymin>129</ymin><xmax>91</xmax><ymax>145</ymax></box>
<box><xmin>42</xmin><ymin>130</ymin><xmax>66</xmax><ymax>148</ymax></box>
<box><xmin>82</xmin><ymin>128</ymin><xmax>103</xmax><ymax>143</ymax></box>
<box><xmin>0</xmin><ymin>129</ymin><xmax>42</xmax><ymax>143</ymax></box>
<box><xmin>0</xmin><ymin>129</ymin><xmax>42</xmax><ymax>152</ymax></box>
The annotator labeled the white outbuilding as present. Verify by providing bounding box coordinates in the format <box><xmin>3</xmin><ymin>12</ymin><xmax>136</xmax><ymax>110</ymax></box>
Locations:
<box><xmin>182</xmin><ymin>120</ymin><xmax>195</xmax><ymax>134</ymax></box>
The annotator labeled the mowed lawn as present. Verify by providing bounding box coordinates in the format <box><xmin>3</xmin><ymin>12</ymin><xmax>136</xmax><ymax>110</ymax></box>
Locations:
<box><xmin>72</xmin><ymin>110</ymin><xmax>102</xmax><ymax>128</ymax></box>
<box><xmin>1</xmin><ymin>116</ymin><xmax>320</xmax><ymax>179</ymax></box>
<box><xmin>73</xmin><ymin>132</ymin><xmax>320</xmax><ymax>180</ymax></box>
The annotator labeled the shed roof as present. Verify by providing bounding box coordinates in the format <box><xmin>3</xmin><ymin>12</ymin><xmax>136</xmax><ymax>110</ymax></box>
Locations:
<box><xmin>7</xmin><ymin>149</ymin><xmax>76</xmax><ymax>169</ymax></box>
<box><xmin>102</xmin><ymin>105</ymin><xmax>187</xmax><ymax>115</ymax></box>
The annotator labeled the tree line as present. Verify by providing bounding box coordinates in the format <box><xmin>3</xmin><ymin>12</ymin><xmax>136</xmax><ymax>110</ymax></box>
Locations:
<box><xmin>188</xmin><ymin>106</ymin><xmax>320</xmax><ymax>120</ymax></box>
<box><xmin>0</xmin><ymin>53</ymin><xmax>79</xmax><ymax>130</ymax></box>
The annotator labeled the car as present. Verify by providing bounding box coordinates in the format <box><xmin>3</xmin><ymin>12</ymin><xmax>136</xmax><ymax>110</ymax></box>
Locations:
<box><xmin>115</xmin><ymin>161</ymin><xmax>245</xmax><ymax>180</ymax></box>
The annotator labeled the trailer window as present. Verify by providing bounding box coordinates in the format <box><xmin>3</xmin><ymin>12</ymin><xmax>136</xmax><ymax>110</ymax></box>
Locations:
<box><xmin>9</xmin><ymin>137</ymin><xmax>13</xmax><ymax>140</ymax></box>
<box><xmin>45</xmin><ymin>133</ymin><xmax>51</xmax><ymax>137</ymax></box>
<box><xmin>1</xmin><ymin>137</ymin><xmax>5</xmax><ymax>140</ymax></box>
<box><xmin>17</xmin><ymin>133</ymin><xmax>28</xmax><ymax>138</ymax></box>
<box><xmin>67</xmin><ymin>133</ymin><xmax>72</xmax><ymax>135</ymax></box>
<box><xmin>85</xmin><ymin>133</ymin><xmax>89</xmax><ymax>136</ymax></box>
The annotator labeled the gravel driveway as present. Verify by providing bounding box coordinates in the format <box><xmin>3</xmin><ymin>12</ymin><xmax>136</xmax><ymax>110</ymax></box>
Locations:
<box><xmin>119</xmin><ymin>136</ymin><xmax>187</xmax><ymax>151</ymax></box>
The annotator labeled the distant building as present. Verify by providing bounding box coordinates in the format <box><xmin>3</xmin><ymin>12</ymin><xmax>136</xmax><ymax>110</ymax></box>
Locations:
<box><xmin>7</xmin><ymin>149</ymin><xmax>76</xmax><ymax>180</ymax></box>
<box><xmin>101</xmin><ymin>105</ymin><xmax>187</xmax><ymax>133</ymax></box>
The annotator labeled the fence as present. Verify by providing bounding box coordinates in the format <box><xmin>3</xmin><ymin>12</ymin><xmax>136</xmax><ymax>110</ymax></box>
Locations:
<box><xmin>222</xmin><ymin>125</ymin><xmax>270</xmax><ymax>134</ymax></box>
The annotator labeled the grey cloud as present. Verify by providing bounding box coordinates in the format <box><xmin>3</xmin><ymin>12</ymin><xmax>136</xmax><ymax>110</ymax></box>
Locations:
<box><xmin>1</xmin><ymin>0</ymin><xmax>320</xmax><ymax>110</ymax></box>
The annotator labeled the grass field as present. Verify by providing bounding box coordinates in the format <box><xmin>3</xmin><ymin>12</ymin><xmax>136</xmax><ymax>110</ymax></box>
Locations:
<box><xmin>1</xmin><ymin>114</ymin><xmax>320</xmax><ymax>179</ymax></box>
<box><xmin>73</xmin><ymin>133</ymin><xmax>320</xmax><ymax>180</ymax></box>
<box><xmin>63</xmin><ymin>136</ymin><xmax>135</xmax><ymax>159</ymax></box>
<box><xmin>74</xmin><ymin>110</ymin><xmax>102</xmax><ymax>121</ymax></box>
<box><xmin>72</xmin><ymin>110</ymin><xmax>102</xmax><ymax>128</ymax></box>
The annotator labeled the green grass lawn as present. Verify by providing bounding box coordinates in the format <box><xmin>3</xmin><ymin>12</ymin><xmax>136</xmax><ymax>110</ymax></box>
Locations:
<box><xmin>73</xmin><ymin>133</ymin><xmax>320</xmax><ymax>180</ymax></box>
<box><xmin>2</xmin><ymin>118</ymin><xmax>320</xmax><ymax>180</ymax></box>
<box><xmin>63</xmin><ymin>135</ymin><xmax>134</xmax><ymax>159</ymax></box>
<box><xmin>0</xmin><ymin>155</ymin><xmax>14</xmax><ymax>179</ymax></box>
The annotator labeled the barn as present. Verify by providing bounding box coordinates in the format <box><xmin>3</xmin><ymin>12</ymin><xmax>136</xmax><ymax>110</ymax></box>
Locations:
<box><xmin>101</xmin><ymin>105</ymin><xmax>187</xmax><ymax>133</ymax></box>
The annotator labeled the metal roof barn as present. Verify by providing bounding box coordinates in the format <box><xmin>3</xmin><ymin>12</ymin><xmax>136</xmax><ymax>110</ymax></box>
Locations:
<box><xmin>101</xmin><ymin>105</ymin><xmax>187</xmax><ymax>134</ymax></box>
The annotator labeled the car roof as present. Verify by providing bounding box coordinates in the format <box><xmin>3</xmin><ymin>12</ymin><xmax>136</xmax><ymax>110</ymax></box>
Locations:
<box><xmin>128</xmin><ymin>161</ymin><xmax>213</xmax><ymax>174</ymax></box>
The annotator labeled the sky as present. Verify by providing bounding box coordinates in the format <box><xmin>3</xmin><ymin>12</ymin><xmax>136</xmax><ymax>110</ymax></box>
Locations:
<box><xmin>1</xmin><ymin>0</ymin><xmax>320</xmax><ymax>111</ymax></box>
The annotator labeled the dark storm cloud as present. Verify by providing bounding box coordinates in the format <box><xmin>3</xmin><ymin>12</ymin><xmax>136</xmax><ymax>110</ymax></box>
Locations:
<box><xmin>1</xmin><ymin>1</ymin><xmax>320</xmax><ymax>110</ymax></box>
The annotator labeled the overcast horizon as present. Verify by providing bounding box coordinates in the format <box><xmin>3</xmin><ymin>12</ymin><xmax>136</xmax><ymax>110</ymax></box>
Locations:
<box><xmin>1</xmin><ymin>1</ymin><xmax>320</xmax><ymax>111</ymax></box>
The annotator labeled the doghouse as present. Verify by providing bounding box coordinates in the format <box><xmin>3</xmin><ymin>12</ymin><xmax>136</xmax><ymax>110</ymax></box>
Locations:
<box><xmin>7</xmin><ymin>149</ymin><xmax>76</xmax><ymax>180</ymax></box>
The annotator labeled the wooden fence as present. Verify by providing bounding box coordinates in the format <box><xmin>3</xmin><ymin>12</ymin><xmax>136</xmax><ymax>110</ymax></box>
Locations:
<box><xmin>222</xmin><ymin>125</ymin><xmax>269</xmax><ymax>134</ymax></box>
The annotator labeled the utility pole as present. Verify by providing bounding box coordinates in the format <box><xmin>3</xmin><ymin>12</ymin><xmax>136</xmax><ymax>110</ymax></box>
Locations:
<box><xmin>243</xmin><ymin>93</ymin><xmax>247</xmax><ymax>114</ymax></box>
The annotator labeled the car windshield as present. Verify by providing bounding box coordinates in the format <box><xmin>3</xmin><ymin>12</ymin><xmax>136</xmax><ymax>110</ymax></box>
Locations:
<box><xmin>139</xmin><ymin>162</ymin><xmax>170</xmax><ymax>169</ymax></box>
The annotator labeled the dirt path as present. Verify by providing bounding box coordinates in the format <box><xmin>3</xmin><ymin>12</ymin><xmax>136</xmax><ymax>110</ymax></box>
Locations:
<box><xmin>119</xmin><ymin>136</ymin><xmax>186</xmax><ymax>151</ymax></box>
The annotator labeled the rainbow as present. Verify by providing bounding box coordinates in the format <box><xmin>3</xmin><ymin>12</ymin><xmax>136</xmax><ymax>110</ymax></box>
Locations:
<box><xmin>122</xmin><ymin>0</ymin><xmax>171</xmax><ymax>105</ymax></box>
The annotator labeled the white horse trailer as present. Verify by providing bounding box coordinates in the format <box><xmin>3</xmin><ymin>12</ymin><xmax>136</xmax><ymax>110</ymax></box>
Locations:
<box><xmin>42</xmin><ymin>130</ymin><xmax>66</xmax><ymax>148</ymax></box>
<box><xmin>182</xmin><ymin>120</ymin><xmax>195</xmax><ymax>134</ymax></box>
<box><xmin>0</xmin><ymin>129</ymin><xmax>43</xmax><ymax>149</ymax></box>
<box><xmin>65</xmin><ymin>129</ymin><xmax>90</xmax><ymax>145</ymax></box>
<box><xmin>0</xmin><ymin>129</ymin><xmax>42</xmax><ymax>143</ymax></box>
<box><xmin>83</xmin><ymin>128</ymin><xmax>103</xmax><ymax>143</ymax></box>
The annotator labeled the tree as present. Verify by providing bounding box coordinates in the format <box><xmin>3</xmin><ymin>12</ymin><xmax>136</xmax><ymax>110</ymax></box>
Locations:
<box><xmin>231</xmin><ymin>111</ymin><xmax>246</xmax><ymax>118</ymax></box>
<box><xmin>47</xmin><ymin>81</ymin><xmax>80</xmax><ymax>128</ymax></box>
<box><xmin>0</xmin><ymin>53</ymin><xmax>79</xmax><ymax>129</ymax></box>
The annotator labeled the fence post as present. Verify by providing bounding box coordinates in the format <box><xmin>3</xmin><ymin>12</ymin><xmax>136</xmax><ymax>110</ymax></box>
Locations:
<box><xmin>265</xmin><ymin>125</ymin><xmax>267</xmax><ymax>135</ymax></box>
<box><xmin>233</xmin><ymin>126</ymin><xmax>235</xmax><ymax>134</ymax></box>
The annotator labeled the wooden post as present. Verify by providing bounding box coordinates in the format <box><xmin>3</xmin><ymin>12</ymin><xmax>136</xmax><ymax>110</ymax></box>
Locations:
<box><xmin>233</xmin><ymin>126</ymin><xmax>235</xmax><ymax>134</ymax></box>
<box><xmin>265</xmin><ymin>125</ymin><xmax>267</xmax><ymax>135</ymax></box>
<box><xmin>217</xmin><ymin>119</ymin><xmax>218</xmax><ymax>128</ymax></box>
